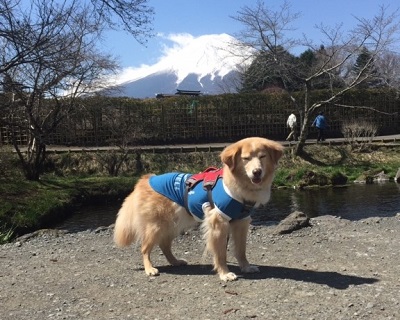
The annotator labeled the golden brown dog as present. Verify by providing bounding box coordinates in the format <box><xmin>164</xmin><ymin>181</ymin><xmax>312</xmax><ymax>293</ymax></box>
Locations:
<box><xmin>114</xmin><ymin>137</ymin><xmax>283</xmax><ymax>281</ymax></box>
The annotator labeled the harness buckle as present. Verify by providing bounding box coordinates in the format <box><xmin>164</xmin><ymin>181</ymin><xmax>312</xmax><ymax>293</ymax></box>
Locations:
<box><xmin>184</xmin><ymin>167</ymin><xmax>222</xmax><ymax>214</ymax></box>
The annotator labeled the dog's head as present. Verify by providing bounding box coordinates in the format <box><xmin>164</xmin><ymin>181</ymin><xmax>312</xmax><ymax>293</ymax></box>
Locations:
<box><xmin>220</xmin><ymin>137</ymin><xmax>284</xmax><ymax>186</ymax></box>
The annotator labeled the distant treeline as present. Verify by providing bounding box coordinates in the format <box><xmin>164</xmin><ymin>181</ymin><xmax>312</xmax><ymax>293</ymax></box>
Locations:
<box><xmin>1</xmin><ymin>89</ymin><xmax>399</xmax><ymax>146</ymax></box>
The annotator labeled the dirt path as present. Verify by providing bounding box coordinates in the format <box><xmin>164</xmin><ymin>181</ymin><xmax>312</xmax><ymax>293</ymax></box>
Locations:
<box><xmin>1</xmin><ymin>215</ymin><xmax>399</xmax><ymax>320</ymax></box>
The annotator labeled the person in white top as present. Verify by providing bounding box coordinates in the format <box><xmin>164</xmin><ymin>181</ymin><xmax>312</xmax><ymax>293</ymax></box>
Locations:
<box><xmin>286</xmin><ymin>113</ymin><xmax>297</xmax><ymax>141</ymax></box>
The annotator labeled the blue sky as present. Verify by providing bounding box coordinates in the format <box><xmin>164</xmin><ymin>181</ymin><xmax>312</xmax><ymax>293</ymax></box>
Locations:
<box><xmin>102</xmin><ymin>0</ymin><xmax>399</xmax><ymax>69</ymax></box>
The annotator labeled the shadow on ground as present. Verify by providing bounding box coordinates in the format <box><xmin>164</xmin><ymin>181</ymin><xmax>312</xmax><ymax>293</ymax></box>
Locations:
<box><xmin>155</xmin><ymin>264</ymin><xmax>378</xmax><ymax>289</ymax></box>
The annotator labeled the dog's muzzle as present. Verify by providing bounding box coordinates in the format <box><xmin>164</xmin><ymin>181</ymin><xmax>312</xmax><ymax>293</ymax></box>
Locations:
<box><xmin>251</xmin><ymin>168</ymin><xmax>263</xmax><ymax>184</ymax></box>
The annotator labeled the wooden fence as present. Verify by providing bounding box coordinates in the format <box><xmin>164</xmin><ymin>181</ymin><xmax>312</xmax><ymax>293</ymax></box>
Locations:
<box><xmin>1</xmin><ymin>91</ymin><xmax>399</xmax><ymax>146</ymax></box>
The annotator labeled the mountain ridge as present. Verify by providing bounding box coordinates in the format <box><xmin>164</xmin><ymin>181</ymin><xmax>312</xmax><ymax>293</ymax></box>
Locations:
<box><xmin>108</xmin><ymin>33</ymin><xmax>249</xmax><ymax>98</ymax></box>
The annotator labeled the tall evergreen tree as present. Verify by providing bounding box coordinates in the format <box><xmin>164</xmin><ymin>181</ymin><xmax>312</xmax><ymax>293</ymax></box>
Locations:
<box><xmin>241</xmin><ymin>46</ymin><xmax>300</xmax><ymax>92</ymax></box>
<box><xmin>353</xmin><ymin>47</ymin><xmax>381</xmax><ymax>88</ymax></box>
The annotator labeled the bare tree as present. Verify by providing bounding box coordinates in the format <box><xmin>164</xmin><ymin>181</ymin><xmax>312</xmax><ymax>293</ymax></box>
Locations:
<box><xmin>232</xmin><ymin>1</ymin><xmax>400</xmax><ymax>156</ymax></box>
<box><xmin>231</xmin><ymin>0</ymin><xmax>300</xmax><ymax>91</ymax></box>
<box><xmin>89</xmin><ymin>0</ymin><xmax>154</xmax><ymax>44</ymax></box>
<box><xmin>0</xmin><ymin>0</ymin><xmax>153</xmax><ymax>180</ymax></box>
<box><xmin>375</xmin><ymin>51</ymin><xmax>400</xmax><ymax>88</ymax></box>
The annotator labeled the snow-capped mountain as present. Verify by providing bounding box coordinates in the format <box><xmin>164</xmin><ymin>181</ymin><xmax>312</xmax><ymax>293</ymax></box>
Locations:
<box><xmin>108</xmin><ymin>33</ymin><xmax>250</xmax><ymax>98</ymax></box>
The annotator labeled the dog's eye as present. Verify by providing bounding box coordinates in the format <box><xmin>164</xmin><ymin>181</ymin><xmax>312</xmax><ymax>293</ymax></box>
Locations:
<box><xmin>259</xmin><ymin>154</ymin><xmax>266</xmax><ymax>159</ymax></box>
<box><xmin>242</xmin><ymin>157</ymin><xmax>250</xmax><ymax>161</ymax></box>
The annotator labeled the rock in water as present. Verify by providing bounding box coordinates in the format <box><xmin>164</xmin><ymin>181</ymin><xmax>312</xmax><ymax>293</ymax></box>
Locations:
<box><xmin>395</xmin><ymin>168</ymin><xmax>400</xmax><ymax>183</ymax></box>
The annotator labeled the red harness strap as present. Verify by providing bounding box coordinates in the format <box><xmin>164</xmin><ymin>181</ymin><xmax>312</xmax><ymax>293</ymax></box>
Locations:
<box><xmin>184</xmin><ymin>167</ymin><xmax>223</xmax><ymax>213</ymax></box>
<box><xmin>185</xmin><ymin>167</ymin><xmax>223</xmax><ymax>190</ymax></box>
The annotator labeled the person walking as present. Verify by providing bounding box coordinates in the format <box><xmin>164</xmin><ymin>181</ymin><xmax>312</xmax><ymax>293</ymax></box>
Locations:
<box><xmin>286</xmin><ymin>113</ymin><xmax>297</xmax><ymax>141</ymax></box>
<box><xmin>312</xmin><ymin>111</ymin><xmax>327</xmax><ymax>142</ymax></box>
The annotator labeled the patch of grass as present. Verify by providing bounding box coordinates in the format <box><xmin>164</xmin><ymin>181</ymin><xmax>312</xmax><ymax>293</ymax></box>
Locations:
<box><xmin>274</xmin><ymin>144</ymin><xmax>400</xmax><ymax>188</ymax></box>
<box><xmin>0</xmin><ymin>225</ymin><xmax>15</xmax><ymax>244</ymax></box>
<box><xmin>0</xmin><ymin>175</ymin><xmax>137</xmax><ymax>239</ymax></box>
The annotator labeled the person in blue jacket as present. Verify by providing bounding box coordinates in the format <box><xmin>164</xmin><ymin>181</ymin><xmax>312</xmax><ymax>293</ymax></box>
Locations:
<box><xmin>312</xmin><ymin>111</ymin><xmax>327</xmax><ymax>142</ymax></box>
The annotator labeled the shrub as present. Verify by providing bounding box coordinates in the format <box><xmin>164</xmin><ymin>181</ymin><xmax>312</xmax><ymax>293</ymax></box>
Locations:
<box><xmin>341</xmin><ymin>120</ymin><xmax>378</xmax><ymax>151</ymax></box>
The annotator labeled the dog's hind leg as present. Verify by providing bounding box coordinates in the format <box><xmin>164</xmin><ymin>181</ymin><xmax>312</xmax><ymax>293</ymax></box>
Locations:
<box><xmin>141</xmin><ymin>229</ymin><xmax>160</xmax><ymax>276</ymax></box>
<box><xmin>159</xmin><ymin>206</ymin><xmax>195</xmax><ymax>267</ymax></box>
<box><xmin>159</xmin><ymin>239</ymin><xmax>188</xmax><ymax>266</ymax></box>
<box><xmin>230</xmin><ymin>218</ymin><xmax>259</xmax><ymax>274</ymax></box>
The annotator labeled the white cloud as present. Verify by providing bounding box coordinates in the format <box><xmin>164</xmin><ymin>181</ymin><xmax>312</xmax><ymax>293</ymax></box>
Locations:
<box><xmin>161</xmin><ymin>33</ymin><xmax>195</xmax><ymax>48</ymax></box>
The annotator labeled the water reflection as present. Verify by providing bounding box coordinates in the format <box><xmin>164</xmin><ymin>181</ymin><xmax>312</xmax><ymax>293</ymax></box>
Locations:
<box><xmin>254</xmin><ymin>183</ymin><xmax>400</xmax><ymax>223</ymax></box>
<box><xmin>56</xmin><ymin>183</ymin><xmax>400</xmax><ymax>232</ymax></box>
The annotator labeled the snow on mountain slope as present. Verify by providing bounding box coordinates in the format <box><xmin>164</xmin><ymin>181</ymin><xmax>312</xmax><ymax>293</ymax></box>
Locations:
<box><xmin>109</xmin><ymin>33</ymin><xmax>251</xmax><ymax>98</ymax></box>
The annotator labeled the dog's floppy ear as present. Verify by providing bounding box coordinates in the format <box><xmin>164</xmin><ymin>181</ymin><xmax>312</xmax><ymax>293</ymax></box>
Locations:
<box><xmin>266</xmin><ymin>141</ymin><xmax>284</xmax><ymax>165</ymax></box>
<box><xmin>220</xmin><ymin>143</ymin><xmax>241</xmax><ymax>171</ymax></box>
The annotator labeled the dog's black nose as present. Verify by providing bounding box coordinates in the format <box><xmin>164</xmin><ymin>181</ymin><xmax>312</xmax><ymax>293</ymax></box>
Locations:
<box><xmin>252</xmin><ymin>168</ymin><xmax>262</xmax><ymax>177</ymax></box>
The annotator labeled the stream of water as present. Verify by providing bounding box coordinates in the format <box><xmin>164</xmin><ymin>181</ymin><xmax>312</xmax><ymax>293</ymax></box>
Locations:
<box><xmin>56</xmin><ymin>183</ymin><xmax>400</xmax><ymax>232</ymax></box>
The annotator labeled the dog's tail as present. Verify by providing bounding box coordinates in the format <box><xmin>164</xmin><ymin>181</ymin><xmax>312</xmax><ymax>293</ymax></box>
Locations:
<box><xmin>114</xmin><ymin>193</ymin><xmax>137</xmax><ymax>247</ymax></box>
<box><xmin>114</xmin><ymin>175</ymin><xmax>153</xmax><ymax>247</ymax></box>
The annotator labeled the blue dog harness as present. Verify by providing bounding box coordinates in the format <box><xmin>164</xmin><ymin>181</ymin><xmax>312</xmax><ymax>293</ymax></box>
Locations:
<box><xmin>149</xmin><ymin>169</ymin><xmax>255</xmax><ymax>221</ymax></box>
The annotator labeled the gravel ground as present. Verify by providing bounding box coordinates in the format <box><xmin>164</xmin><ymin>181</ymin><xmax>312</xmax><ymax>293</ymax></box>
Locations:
<box><xmin>1</xmin><ymin>215</ymin><xmax>399</xmax><ymax>320</ymax></box>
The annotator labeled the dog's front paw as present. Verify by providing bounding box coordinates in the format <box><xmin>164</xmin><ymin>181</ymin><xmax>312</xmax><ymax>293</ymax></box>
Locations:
<box><xmin>241</xmin><ymin>265</ymin><xmax>260</xmax><ymax>273</ymax></box>
<box><xmin>145</xmin><ymin>267</ymin><xmax>159</xmax><ymax>276</ymax></box>
<box><xmin>220</xmin><ymin>272</ymin><xmax>238</xmax><ymax>281</ymax></box>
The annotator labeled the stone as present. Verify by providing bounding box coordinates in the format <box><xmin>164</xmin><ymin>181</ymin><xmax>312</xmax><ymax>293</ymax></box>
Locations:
<box><xmin>273</xmin><ymin>211</ymin><xmax>310</xmax><ymax>234</ymax></box>
<box><xmin>373</xmin><ymin>171</ymin><xmax>389</xmax><ymax>183</ymax></box>
<box><xmin>395</xmin><ymin>168</ymin><xmax>400</xmax><ymax>183</ymax></box>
